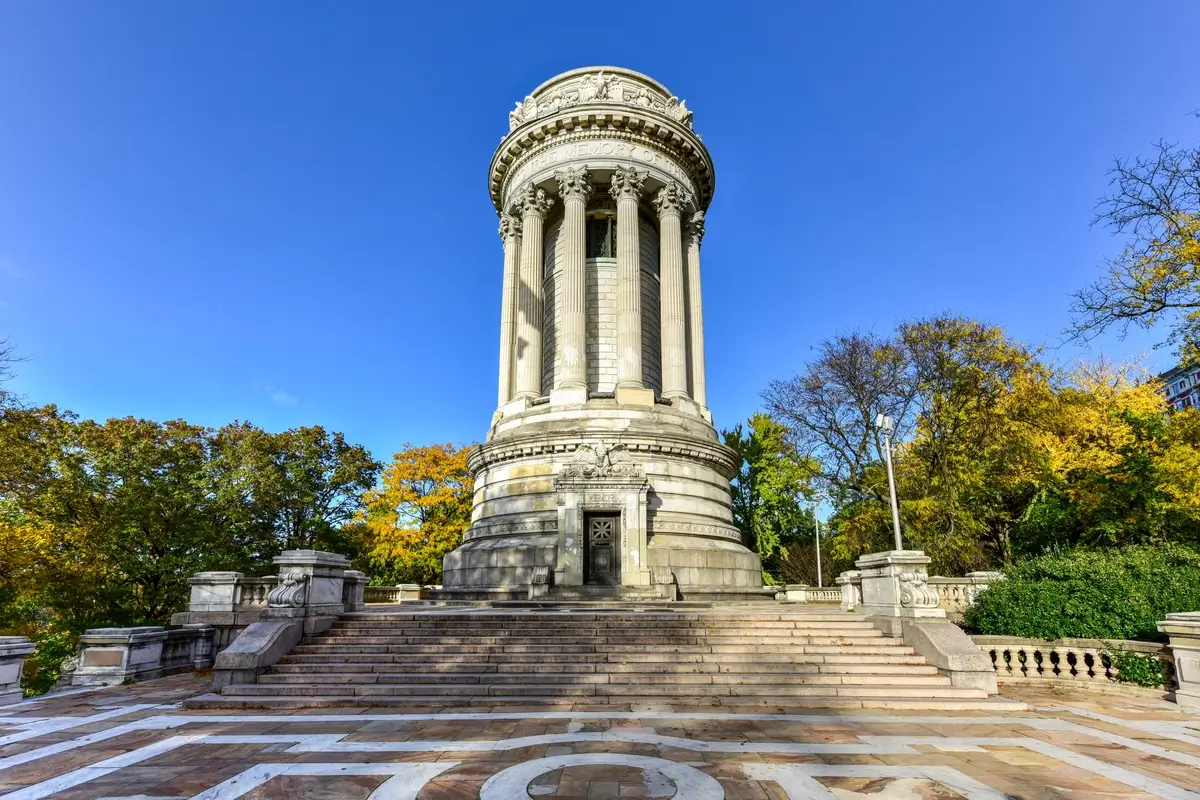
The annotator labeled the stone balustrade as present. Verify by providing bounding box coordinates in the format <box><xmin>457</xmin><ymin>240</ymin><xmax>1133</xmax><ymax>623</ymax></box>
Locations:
<box><xmin>362</xmin><ymin>585</ymin><xmax>435</xmax><ymax>603</ymax></box>
<box><xmin>70</xmin><ymin>625</ymin><xmax>215</xmax><ymax>687</ymax></box>
<box><xmin>779</xmin><ymin>585</ymin><xmax>841</xmax><ymax>603</ymax></box>
<box><xmin>836</xmin><ymin>569</ymin><xmax>1001</xmax><ymax>615</ymax></box>
<box><xmin>233</xmin><ymin>577</ymin><xmax>278</xmax><ymax>607</ymax></box>
<box><xmin>972</xmin><ymin>635</ymin><xmax>1177</xmax><ymax>691</ymax></box>
<box><xmin>0</xmin><ymin>636</ymin><xmax>36</xmax><ymax>704</ymax></box>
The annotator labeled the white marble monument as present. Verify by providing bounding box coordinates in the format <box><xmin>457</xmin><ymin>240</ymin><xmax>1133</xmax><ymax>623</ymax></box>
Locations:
<box><xmin>441</xmin><ymin>67</ymin><xmax>765</xmax><ymax>599</ymax></box>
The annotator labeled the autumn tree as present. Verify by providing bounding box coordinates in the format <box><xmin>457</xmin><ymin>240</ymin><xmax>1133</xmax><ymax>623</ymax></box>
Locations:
<box><xmin>358</xmin><ymin>443</ymin><xmax>473</xmax><ymax>585</ymax></box>
<box><xmin>1069</xmin><ymin>119</ymin><xmax>1200</xmax><ymax>360</ymax></box>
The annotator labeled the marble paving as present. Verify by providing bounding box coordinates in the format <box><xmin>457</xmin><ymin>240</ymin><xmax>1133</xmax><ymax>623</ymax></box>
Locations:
<box><xmin>1</xmin><ymin>676</ymin><xmax>1199</xmax><ymax>799</ymax></box>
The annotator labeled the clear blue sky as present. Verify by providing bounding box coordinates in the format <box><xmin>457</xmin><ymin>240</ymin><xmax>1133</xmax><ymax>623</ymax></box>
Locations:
<box><xmin>2</xmin><ymin>2</ymin><xmax>1197</xmax><ymax>460</ymax></box>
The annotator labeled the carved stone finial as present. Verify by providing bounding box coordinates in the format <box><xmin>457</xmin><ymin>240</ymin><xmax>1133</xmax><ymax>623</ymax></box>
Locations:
<box><xmin>686</xmin><ymin>211</ymin><xmax>706</xmax><ymax>247</ymax></box>
<box><xmin>666</xmin><ymin>96</ymin><xmax>694</xmax><ymax>128</ymax></box>
<box><xmin>609</xmin><ymin>166</ymin><xmax>647</xmax><ymax>202</ymax></box>
<box><xmin>554</xmin><ymin>166</ymin><xmax>593</xmax><ymax>202</ymax></box>
<box><xmin>498</xmin><ymin>213</ymin><xmax>522</xmax><ymax>242</ymax></box>
<box><xmin>652</xmin><ymin>182</ymin><xmax>686</xmax><ymax>216</ymax></box>
<box><xmin>516</xmin><ymin>184</ymin><xmax>554</xmax><ymax>218</ymax></box>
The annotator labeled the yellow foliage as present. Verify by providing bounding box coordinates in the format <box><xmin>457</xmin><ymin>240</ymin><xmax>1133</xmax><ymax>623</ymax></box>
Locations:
<box><xmin>357</xmin><ymin>443</ymin><xmax>474</xmax><ymax>583</ymax></box>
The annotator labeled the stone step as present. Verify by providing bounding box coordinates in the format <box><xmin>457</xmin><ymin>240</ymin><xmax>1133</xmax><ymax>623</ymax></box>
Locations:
<box><xmin>223</xmin><ymin>682</ymin><xmax>987</xmax><ymax>699</ymax></box>
<box><xmin>306</xmin><ymin>634</ymin><xmax>889</xmax><ymax>647</ymax></box>
<box><xmin>328</xmin><ymin>619</ymin><xmax>876</xmax><ymax>630</ymax></box>
<box><xmin>260</xmin><ymin>671</ymin><xmax>953</xmax><ymax>688</ymax></box>
<box><xmin>186</xmin><ymin>692</ymin><xmax>1028</xmax><ymax>712</ymax></box>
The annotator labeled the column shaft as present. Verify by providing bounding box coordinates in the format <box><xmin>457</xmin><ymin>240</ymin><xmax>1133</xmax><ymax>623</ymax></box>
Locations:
<box><xmin>496</xmin><ymin>214</ymin><xmax>521</xmax><ymax>406</ymax></box>
<box><xmin>514</xmin><ymin>186</ymin><xmax>553</xmax><ymax>399</ymax></box>
<box><xmin>611</xmin><ymin>167</ymin><xmax>647</xmax><ymax>390</ymax></box>
<box><xmin>555</xmin><ymin>167</ymin><xmax>591</xmax><ymax>393</ymax></box>
<box><xmin>685</xmin><ymin>212</ymin><xmax>707</xmax><ymax>405</ymax></box>
<box><xmin>656</xmin><ymin>183</ymin><xmax>689</xmax><ymax>400</ymax></box>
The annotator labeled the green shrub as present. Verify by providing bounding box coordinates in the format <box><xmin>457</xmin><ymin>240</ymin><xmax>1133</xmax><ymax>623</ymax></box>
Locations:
<box><xmin>963</xmin><ymin>544</ymin><xmax>1200</xmax><ymax>641</ymax></box>
<box><xmin>1105</xmin><ymin>649</ymin><xmax>1166</xmax><ymax>688</ymax></box>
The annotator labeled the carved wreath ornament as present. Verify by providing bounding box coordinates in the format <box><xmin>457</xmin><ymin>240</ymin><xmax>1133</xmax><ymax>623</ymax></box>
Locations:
<box><xmin>559</xmin><ymin>442</ymin><xmax>641</xmax><ymax>479</ymax></box>
<box><xmin>267</xmin><ymin>572</ymin><xmax>308</xmax><ymax>608</ymax></box>
<box><xmin>509</xmin><ymin>71</ymin><xmax>695</xmax><ymax>131</ymax></box>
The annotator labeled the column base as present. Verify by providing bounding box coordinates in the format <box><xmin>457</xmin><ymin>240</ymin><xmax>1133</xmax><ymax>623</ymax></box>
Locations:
<box><xmin>615</xmin><ymin>386</ymin><xmax>655</xmax><ymax>406</ymax></box>
<box><xmin>550</xmin><ymin>386</ymin><xmax>588</xmax><ymax>406</ymax></box>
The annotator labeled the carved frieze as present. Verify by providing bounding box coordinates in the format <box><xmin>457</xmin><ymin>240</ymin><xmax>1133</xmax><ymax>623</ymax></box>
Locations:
<box><xmin>508</xmin><ymin>70</ymin><xmax>694</xmax><ymax>132</ymax></box>
<box><xmin>558</xmin><ymin>442</ymin><xmax>643</xmax><ymax>479</ymax></box>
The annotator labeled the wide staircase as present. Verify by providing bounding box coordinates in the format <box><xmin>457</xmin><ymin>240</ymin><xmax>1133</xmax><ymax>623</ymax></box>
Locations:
<box><xmin>197</xmin><ymin>608</ymin><xmax>1022</xmax><ymax>710</ymax></box>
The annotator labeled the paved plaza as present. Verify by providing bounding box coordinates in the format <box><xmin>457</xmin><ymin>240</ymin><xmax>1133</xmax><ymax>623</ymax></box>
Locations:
<box><xmin>1</xmin><ymin>676</ymin><xmax>1199</xmax><ymax>799</ymax></box>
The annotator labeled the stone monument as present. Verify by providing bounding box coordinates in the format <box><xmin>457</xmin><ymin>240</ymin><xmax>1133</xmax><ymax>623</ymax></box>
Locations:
<box><xmin>440</xmin><ymin>67</ymin><xmax>765</xmax><ymax>599</ymax></box>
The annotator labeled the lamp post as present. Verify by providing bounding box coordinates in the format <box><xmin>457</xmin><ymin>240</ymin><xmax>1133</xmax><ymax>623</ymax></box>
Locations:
<box><xmin>811</xmin><ymin>494</ymin><xmax>825</xmax><ymax>588</ymax></box>
<box><xmin>874</xmin><ymin>413</ymin><xmax>903</xmax><ymax>551</ymax></box>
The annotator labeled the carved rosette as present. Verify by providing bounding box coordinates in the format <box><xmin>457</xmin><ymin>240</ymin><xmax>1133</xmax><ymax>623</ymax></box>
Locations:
<box><xmin>267</xmin><ymin>572</ymin><xmax>309</xmax><ymax>608</ymax></box>
<box><xmin>498</xmin><ymin>213</ymin><xmax>522</xmax><ymax>242</ymax></box>
<box><xmin>609</xmin><ymin>166</ymin><xmax>647</xmax><ymax>202</ymax></box>
<box><xmin>653</xmin><ymin>182</ymin><xmax>687</xmax><ymax>217</ymax></box>
<box><xmin>685</xmin><ymin>211</ymin><xmax>706</xmax><ymax>247</ymax></box>
<box><xmin>516</xmin><ymin>184</ymin><xmax>554</xmax><ymax>219</ymax></box>
<box><xmin>898</xmin><ymin>571</ymin><xmax>940</xmax><ymax>610</ymax></box>
<box><xmin>554</xmin><ymin>165</ymin><xmax>593</xmax><ymax>202</ymax></box>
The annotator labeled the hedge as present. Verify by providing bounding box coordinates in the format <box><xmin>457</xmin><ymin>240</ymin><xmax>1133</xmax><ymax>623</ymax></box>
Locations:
<box><xmin>962</xmin><ymin>544</ymin><xmax>1200</xmax><ymax>641</ymax></box>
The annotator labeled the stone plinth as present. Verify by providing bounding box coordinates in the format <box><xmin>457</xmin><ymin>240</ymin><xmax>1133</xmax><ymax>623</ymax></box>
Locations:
<box><xmin>1159</xmin><ymin>611</ymin><xmax>1200</xmax><ymax>711</ymax></box>
<box><xmin>854</xmin><ymin>550</ymin><xmax>945</xmax><ymax>619</ymax></box>
<box><xmin>71</xmin><ymin>627</ymin><xmax>169</xmax><ymax>687</ymax></box>
<box><xmin>0</xmin><ymin>636</ymin><xmax>35</xmax><ymax>705</ymax></box>
<box><xmin>341</xmin><ymin>570</ymin><xmax>367</xmax><ymax>612</ymax></box>
<box><xmin>185</xmin><ymin>571</ymin><xmax>244</xmax><ymax>613</ymax></box>
<box><xmin>265</xmin><ymin>550</ymin><xmax>350</xmax><ymax>636</ymax></box>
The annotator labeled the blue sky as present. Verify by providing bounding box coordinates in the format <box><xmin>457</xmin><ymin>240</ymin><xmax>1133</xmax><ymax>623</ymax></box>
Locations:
<box><xmin>2</xmin><ymin>2</ymin><xmax>1198</xmax><ymax>460</ymax></box>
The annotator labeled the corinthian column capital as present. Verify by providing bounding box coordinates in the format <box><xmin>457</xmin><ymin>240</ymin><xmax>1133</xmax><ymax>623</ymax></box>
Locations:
<box><xmin>685</xmin><ymin>210</ymin><xmax>706</xmax><ymax>247</ymax></box>
<box><xmin>516</xmin><ymin>184</ymin><xmax>554</xmax><ymax>218</ymax></box>
<box><xmin>609</xmin><ymin>166</ymin><xmax>647</xmax><ymax>202</ymax></box>
<box><xmin>554</xmin><ymin>165</ymin><xmax>593</xmax><ymax>202</ymax></box>
<box><xmin>653</xmin><ymin>182</ymin><xmax>687</xmax><ymax>216</ymax></box>
<box><xmin>498</xmin><ymin>212</ymin><xmax>522</xmax><ymax>242</ymax></box>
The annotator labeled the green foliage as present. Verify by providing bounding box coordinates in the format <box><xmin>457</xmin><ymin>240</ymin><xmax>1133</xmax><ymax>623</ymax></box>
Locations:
<box><xmin>964</xmin><ymin>544</ymin><xmax>1200</xmax><ymax>641</ymax></box>
<box><xmin>1106</xmin><ymin>648</ymin><xmax>1167</xmax><ymax>688</ymax></box>
<box><xmin>22</xmin><ymin>621</ymin><xmax>76</xmax><ymax>697</ymax></box>
<box><xmin>723</xmin><ymin>413</ymin><xmax>819</xmax><ymax>578</ymax></box>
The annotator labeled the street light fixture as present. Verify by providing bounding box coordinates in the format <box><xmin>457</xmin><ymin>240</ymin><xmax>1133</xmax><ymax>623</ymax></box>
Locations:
<box><xmin>874</xmin><ymin>412</ymin><xmax>903</xmax><ymax>551</ymax></box>
<box><xmin>811</xmin><ymin>493</ymin><xmax>826</xmax><ymax>587</ymax></box>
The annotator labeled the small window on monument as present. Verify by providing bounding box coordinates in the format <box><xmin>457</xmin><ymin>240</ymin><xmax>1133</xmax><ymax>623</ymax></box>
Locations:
<box><xmin>586</xmin><ymin>217</ymin><xmax>617</xmax><ymax>259</ymax></box>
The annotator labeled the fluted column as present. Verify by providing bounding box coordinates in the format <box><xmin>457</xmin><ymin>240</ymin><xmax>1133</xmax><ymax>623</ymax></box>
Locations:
<box><xmin>496</xmin><ymin>213</ymin><xmax>522</xmax><ymax>406</ymax></box>
<box><xmin>684</xmin><ymin>210</ymin><xmax>707</xmax><ymax>406</ymax></box>
<box><xmin>610</xmin><ymin>166</ymin><xmax>647</xmax><ymax>393</ymax></box>
<box><xmin>655</xmin><ymin>182</ymin><xmax>689</xmax><ymax>400</ymax></box>
<box><xmin>554</xmin><ymin>166</ymin><xmax>592</xmax><ymax>397</ymax></box>
<box><xmin>514</xmin><ymin>185</ymin><xmax>554</xmax><ymax>400</ymax></box>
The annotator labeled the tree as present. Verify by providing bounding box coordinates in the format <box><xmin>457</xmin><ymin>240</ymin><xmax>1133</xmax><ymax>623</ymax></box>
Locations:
<box><xmin>1069</xmin><ymin>121</ymin><xmax>1200</xmax><ymax>360</ymax></box>
<box><xmin>723</xmin><ymin>413</ymin><xmax>818</xmax><ymax>580</ymax></box>
<box><xmin>358</xmin><ymin>443</ymin><xmax>473</xmax><ymax>584</ymax></box>
<box><xmin>762</xmin><ymin>332</ymin><xmax>914</xmax><ymax>506</ymax></box>
<box><xmin>210</xmin><ymin>423</ymin><xmax>380</xmax><ymax>556</ymax></box>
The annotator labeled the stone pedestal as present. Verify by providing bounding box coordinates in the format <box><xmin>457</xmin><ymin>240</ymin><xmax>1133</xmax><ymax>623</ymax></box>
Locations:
<box><xmin>1159</xmin><ymin>611</ymin><xmax>1200</xmax><ymax>711</ymax></box>
<box><xmin>0</xmin><ymin>636</ymin><xmax>35</xmax><ymax>705</ymax></box>
<box><xmin>72</xmin><ymin>627</ymin><xmax>169</xmax><ymax>687</ymax></box>
<box><xmin>264</xmin><ymin>550</ymin><xmax>350</xmax><ymax>636</ymax></box>
<box><xmin>837</xmin><ymin>570</ymin><xmax>862</xmax><ymax>611</ymax></box>
<box><xmin>184</xmin><ymin>571</ymin><xmax>244</xmax><ymax>612</ymax></box>
<box><xmin>855</xmin><ymin>550</ymin><xmax>945</xmax><ymax>619</ymax></box>
<box><xmin>341</xmin><ymin>570</ymin><xmax>368</xmax><ymax>612</ymax></box>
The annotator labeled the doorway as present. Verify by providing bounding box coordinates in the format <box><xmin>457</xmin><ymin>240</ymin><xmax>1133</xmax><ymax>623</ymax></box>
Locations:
<box><xmin>584</xmin><ymin>513</ymin><xmax>620</xmax><ymax>585</ymax></box>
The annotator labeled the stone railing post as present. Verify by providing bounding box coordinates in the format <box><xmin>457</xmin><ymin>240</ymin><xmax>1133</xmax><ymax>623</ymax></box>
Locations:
<box><xmin>0</xmin><ymin>637</ymin><xmax>36</xmax><ymax>704</ymax></box>
<box><xmin>341</xmin><ymin>570</ymin><xmax>367</xmax><ymax>612</ymax></box>
<box><xmin>836</xmin><ymin>570</ymin><xmax>862</xmax><ymax>611</ymax></box>
<box><xmin>265</xmin><ymin>549</ymin><xmax>350</xmax><ymax>635</ymax></box>
<box><xmin>1159</xmin><ymin>612</ymin><xmax>1200</xmax><ymax>711</ymax></box>
<box><xmin>71</xmin><ymin>627</ymin><xmax>169</xmax><ymax>687</ymax></box>
<box><xmin>784</xmin><ymin>585</ymin><xmax>809</xmax><ymax>603</ymax></box>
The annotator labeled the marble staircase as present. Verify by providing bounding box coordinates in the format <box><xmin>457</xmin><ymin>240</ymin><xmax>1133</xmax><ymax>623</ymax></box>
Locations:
<box><xmin>190</xmin><ymin>609</ymin><xmax>1023</xmax><ymax>710</ymax></box>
